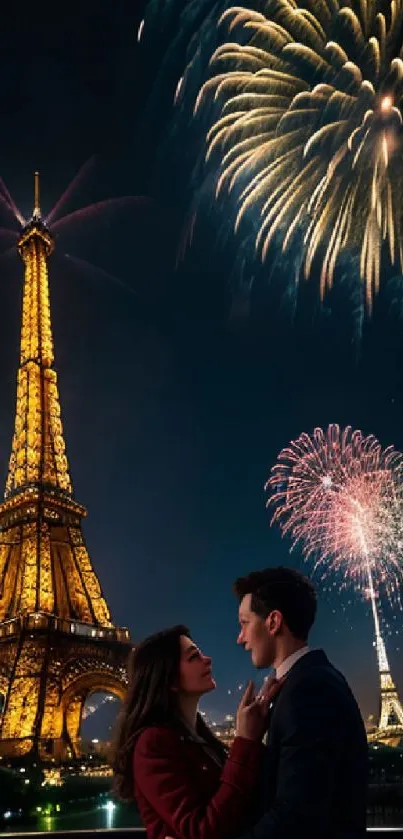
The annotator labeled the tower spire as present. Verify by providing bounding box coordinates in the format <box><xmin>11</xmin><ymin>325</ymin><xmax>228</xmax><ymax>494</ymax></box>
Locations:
<box><xmin>0</xmin><ymin>175</ymin><xmax>112</xmax><ymax>625</ymax></box>
<box><xmin>5</xmin><ymin>203</ymin><xmax>70</xmax><ymax>497</ymax></box>
<box><xmin>33</xmin><ymin>170</ymin><xmax>41</xmax><ymax>220</ymax></box>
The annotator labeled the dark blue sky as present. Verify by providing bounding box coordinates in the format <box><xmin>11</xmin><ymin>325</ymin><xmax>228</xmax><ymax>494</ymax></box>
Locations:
<box><xmin>0</xmin><ymin>0</ymin><xmax>401</xmax><ymax>732</ymax></box>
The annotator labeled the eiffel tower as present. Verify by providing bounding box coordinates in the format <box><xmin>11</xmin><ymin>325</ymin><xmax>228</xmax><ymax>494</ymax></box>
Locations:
<box><xmin>0</xmin><ymin>174</ymin><xmax>131</xmax><ymax>761</ymax></box>
<box><xmin>366</xmin><ymin>580</ymin><xmax>403</xmax><ymax>747</ymax></box>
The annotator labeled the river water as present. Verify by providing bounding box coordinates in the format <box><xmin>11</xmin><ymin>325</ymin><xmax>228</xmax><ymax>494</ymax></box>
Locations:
<box><xmin>0</xmin><ymin>802</ymin><xmax>142</xmax><ymax>834</ymax></box>
<box><xmin>1</xmin><ymin>803</ymin><xmax>402</xmax><ymax>833</ymax></box>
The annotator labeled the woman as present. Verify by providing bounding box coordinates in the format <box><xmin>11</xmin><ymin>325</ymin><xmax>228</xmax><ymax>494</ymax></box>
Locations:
<box><xmin>113</xmin><ymin>625</ymin><xmax>281</xmax><ymax>839</ymax></box>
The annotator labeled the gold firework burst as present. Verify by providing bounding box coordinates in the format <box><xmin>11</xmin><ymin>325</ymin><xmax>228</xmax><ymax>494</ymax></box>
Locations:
<box><xmin>195</xmin><ymin>1</ymin><xmax>403</xmax><ymax>309</ymax></box>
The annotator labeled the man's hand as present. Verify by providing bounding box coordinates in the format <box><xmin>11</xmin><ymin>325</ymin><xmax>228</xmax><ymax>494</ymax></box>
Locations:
<box><xmin>257</xmin><ymin>674</ymin><xmax>286</xmax><ymax>706</ymax></box>
<box><xmin>235</xmin><ymin>678</ymin><xmax>283</xmax><ymax>740</ymax></box>
<box><xmin>164</xmin><ymin>678</ymin><xmax>286</xmax><ymax>839</ymax></box>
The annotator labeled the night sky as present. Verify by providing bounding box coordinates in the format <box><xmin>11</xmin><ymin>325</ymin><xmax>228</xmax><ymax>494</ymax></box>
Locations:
<box><xmin>0</xmin><ymin>0</ymin><xmax>402</xmax><ymax>734</ymax></box>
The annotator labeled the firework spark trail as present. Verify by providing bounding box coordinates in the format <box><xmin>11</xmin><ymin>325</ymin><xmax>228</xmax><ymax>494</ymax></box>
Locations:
<box><xmin>141</xmin><ymin>0</ymin><xmax>230</xmax><ymax>120</ymax></box>
<box><xmin>195</xmin><ymin>0</ymin><xmax>403</xmax><ymax>310</ymax></box>
<box><xmin>0</xmin><ymin>169</ymin><xmax>153</xmax><ymax>299</ymax></box>
<box><xmin>0</xmin><ymin>246</ymin><xmax>18</xmax><ymax>267</ymax></box>
<box><xmin>64</xmin><ymin>255</ymin><xmax>138</xmax><ymax>297</ymax></box>
<box><xmin>0</xmin><ymin>229</ymin><xmax>18</xmax><ymax>248</ymax></box>
<box><xmin>0</xmin><ymin>194</ymin><xmax>24</xmax><ymax>228</ymax></box>
<box><xmin>176</xmin><ymin>210</ymin><xmax>198</xmax><ymax>266</ymax></box>
<box><xmin>51</xmin><ymin>197</ymin><xmax>152</xmax><ymax>235</ymax></box>
<box><xmin>46</xmin><ymin>156</ymin><xmax>98</xmax><ymax>226</ymax></box>
<box><xmin>0</xmin><ymin>179</ymin><xmax>25</xmax><ymax>226</ymax></box>
<box><xmin>137</xmin><ymin>18</ymin><xmax>145</xmax><ymax>43</ymax></box>
<box><xmin>266</xmin><ymin>425</ymin><xmax>403</xmax><ymax>674</ymax></box>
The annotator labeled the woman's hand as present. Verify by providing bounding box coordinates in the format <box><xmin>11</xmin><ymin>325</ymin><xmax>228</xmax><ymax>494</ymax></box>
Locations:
<box><xmin>235</xmin><ymin>677</ymin><xmax>283</xmax><ymax>741</ymax></box>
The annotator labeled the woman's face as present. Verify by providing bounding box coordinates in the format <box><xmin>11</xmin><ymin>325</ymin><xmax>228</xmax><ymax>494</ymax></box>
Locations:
<box><xmin>177</xmin><ymin>635</ymin><xmax>216</xmax><ymax>696</ymax></box>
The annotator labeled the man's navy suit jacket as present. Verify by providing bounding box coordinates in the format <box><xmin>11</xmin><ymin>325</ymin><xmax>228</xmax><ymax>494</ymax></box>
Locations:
<box><xmin>248</xmin><ymin>649</ymin><xmax>368</xmax><ymax>839</ymax></box>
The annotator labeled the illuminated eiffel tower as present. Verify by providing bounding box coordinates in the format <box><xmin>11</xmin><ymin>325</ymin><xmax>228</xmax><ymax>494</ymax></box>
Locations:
<box><xmin>0</xmin><ymin>174</ymin><xmax>131</xmax><ymax>761</ymax></box>
<box><xmin>370</xmin><ymin>635</ymin><xmax>403</xmax><ymax>747</ymax></box>
<box><xmin>366</xmin><ymin>571</ymin><xmax>403</xmax><ymax>747</ymax></box>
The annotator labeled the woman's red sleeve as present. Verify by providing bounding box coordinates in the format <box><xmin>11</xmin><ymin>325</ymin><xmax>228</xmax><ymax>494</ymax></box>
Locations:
<box><xmin>133</xmin><ymin>727</ymin><xmax>261</xmax><ymax>839</ymax></box>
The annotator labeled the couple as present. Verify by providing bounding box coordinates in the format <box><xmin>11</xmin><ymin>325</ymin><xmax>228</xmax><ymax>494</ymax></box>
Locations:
<box><xmin>113</xmin><ymin>567</ymin><xmax>368</xmax><ymax>839</ymax></box>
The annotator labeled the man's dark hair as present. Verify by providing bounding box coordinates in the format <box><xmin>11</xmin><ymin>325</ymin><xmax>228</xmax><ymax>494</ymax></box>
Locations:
<box><xmin>233</xmin><ymin>567</ymin><xmax>317</xmax><ymax>641</ymax></box>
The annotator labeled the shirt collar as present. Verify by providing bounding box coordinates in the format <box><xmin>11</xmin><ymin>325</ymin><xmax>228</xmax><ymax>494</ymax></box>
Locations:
<box><xmin>275</xmin><ymin>645</ymin><xmax>310</xmax><ymax>680</ymax></box>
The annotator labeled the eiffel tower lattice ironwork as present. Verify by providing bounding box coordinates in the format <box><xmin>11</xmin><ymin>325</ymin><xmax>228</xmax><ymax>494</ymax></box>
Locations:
<box><xmin>0</xmin><ymin>174</ymin><xmax>131</xmax><ymax>761</ymax></box>
<box><xmin>366</xmin><ymin>565</ymin><xmax>403</xmax><ymax>747</ymax></box>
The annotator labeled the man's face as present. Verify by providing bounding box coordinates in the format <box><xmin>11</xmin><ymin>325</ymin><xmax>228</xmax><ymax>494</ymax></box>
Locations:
<box><xmin>237</xmin><ymin>593</ymin><xmax>278</xmax><ymax>668</ymax></box>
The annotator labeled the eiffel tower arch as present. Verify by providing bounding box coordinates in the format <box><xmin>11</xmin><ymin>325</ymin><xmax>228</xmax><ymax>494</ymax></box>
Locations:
<box><xmin>0</xmin><ymin>175</ymin><xmax>131</xmax><ymax>761</ymax></box>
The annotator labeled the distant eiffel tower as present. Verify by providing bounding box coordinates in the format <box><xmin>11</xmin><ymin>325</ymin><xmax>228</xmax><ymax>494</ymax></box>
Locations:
<box><xmin>366</xmin><ymin>572</ymin><xmax>403</xmax><ymax>747</ymax></box>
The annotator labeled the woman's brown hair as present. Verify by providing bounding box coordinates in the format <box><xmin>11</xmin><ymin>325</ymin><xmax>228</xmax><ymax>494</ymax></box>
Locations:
<box><xmin>112</xmin><ymin>624</ymin><xmax>226</xmax><ymax>801</ymax></box>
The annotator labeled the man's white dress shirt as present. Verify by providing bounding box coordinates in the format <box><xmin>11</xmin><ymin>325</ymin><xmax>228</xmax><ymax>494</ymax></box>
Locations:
<box><xmin>275</xmin><ymin>645</ymin><xmax>310</xmax><ymax>680</ymax></box>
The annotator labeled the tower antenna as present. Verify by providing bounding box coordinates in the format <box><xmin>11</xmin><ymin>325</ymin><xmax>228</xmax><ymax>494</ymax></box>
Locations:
<box><xmin>33</xmin><ymin>171</ymin><xmax>41</xmax><ymax>219</ymax></box>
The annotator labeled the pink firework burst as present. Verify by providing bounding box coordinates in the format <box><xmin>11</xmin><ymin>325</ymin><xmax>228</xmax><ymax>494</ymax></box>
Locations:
<box><xmin>266</xmin><ymin>425</ymin><xmax>403</xmax><ymax>607</ymax></box>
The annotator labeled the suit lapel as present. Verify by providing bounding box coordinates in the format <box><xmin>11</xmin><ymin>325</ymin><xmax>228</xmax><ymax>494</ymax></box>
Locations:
<box><xmin>263</xmin><ymin>650</ymin><xmax>329</xmax><ymax>740</ymax></box>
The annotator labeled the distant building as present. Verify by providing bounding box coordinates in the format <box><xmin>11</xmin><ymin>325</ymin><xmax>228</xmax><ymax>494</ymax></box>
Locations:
<box><xmin>212</xmin><ymin>715</ymin><xmax>235</xmax><ymax>748</ymax></box>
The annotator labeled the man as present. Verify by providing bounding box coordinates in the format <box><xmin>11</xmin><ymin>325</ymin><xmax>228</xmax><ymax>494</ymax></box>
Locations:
<box><xmin>235</xmin><ymin>567</ymin><xmax>368</xmax><ymax>839</ymax></box>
